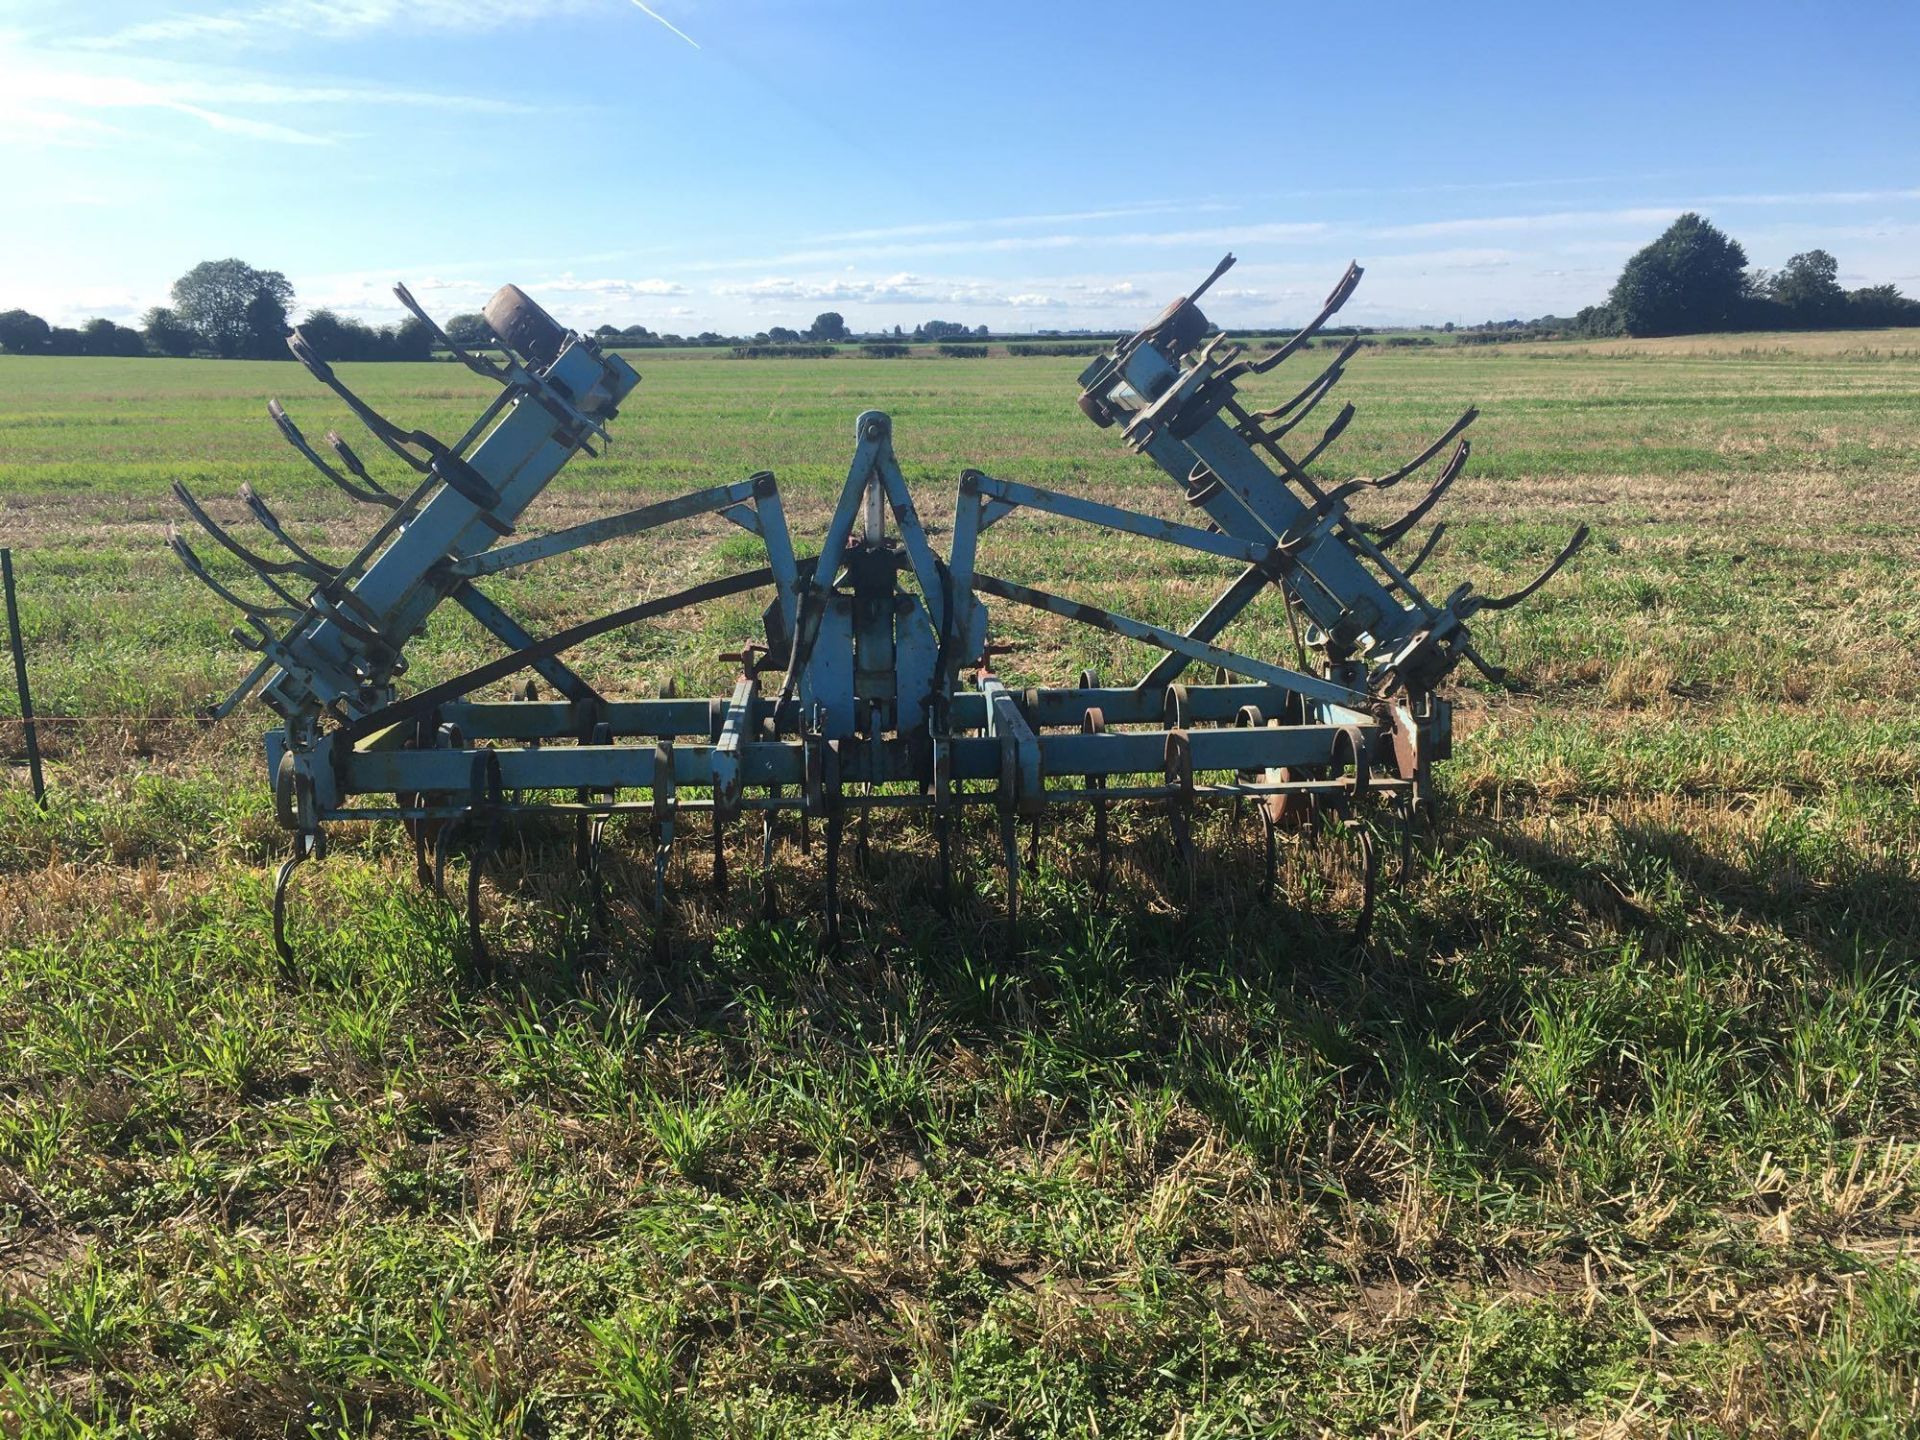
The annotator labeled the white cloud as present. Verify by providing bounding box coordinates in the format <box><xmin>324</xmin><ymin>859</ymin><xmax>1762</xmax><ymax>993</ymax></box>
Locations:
<box><xmin>78</xmin><ymin>0</ymin><xmax>595</xmax><ymax>50</ymax></box>
<box><xmin>533</xmin><ymin>276</ymin><xmax>690</xmax><ymax>298</ymax></box>
<box><xmin>0</xmin><ymin>32</ymin><xmax>535</xmax><ymax>150</ymax></box>
<box><xmin>806</xmin><ymin>201</ymin><xmax>1236</xmax><ymax>246</ymax></box>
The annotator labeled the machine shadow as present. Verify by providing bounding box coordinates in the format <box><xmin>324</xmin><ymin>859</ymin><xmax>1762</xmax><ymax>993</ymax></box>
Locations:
<box><xmin>455</xmin><ymin>802</ymin><xmax>1569</xmax><ymax>1206</ymax></box>
<box><xmin>450</xmin><ymin>783</ymin><xmax>1919</xmax><ymax>1216</ymax></box>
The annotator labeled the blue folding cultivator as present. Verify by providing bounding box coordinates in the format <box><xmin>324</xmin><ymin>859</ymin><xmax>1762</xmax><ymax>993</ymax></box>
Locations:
<box><xmin>169</xmin><ymin>257</ymin><xmax>1587</xmax><ymax>965</ymax></box>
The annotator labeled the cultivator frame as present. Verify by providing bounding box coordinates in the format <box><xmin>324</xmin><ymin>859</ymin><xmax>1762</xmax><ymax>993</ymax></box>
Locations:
<box><xmin>169</xmin><ymin>257</ymin><xmax>1586</xmax><ymax>964</ymax></box>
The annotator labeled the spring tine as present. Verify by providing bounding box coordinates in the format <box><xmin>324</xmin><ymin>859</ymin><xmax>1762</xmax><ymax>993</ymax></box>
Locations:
<box><xmin>1164</xmin><ymin>729</ymin><xmax>1196</xmax><ymax>868</ymax></box>
<box><xmin>168</xmin><ymin>525</ymin><xmax>304</xmax><ymax>619</ymax></box>
<box><xmin>999</xmin><ymin>806</ymin><xmax>1020</xmax><ymax>951</ymax></box>
<box><xmin>1462</xmin><ymin>524</ymin><xmax>1591</xmax><ymax>615</ymax></box>
<box><xmin>287</xmin><ymin>329</ymin><xmax>436</xmax><ymax>474</ymax></box>
<box><xmin>1370</xmin><ymin>409</ymin><xmax>1478</xmax><ymax>491</ymax></box>
<box><xmin>1240</xmin><ymin>337</ymin><xmax>1361</xmax><ymax>440</ymax></box>
<box><xmin>1241</xmin><ymin>262</ymin><xmax>1364</xmax><ymax>375</ymax></box>
<box><xmin>466</xmin><ymin>750</ymin><xmax>505</xmax><ymax>978</ymax></box>
<box><xmin>270</xmin><ymin>832</ymin><xmax>321</xmax><ymax>972</ymax></box>
<box><xmin>267</xmin><ymin>399</ymin><xmax>395</xmax><ymax>508</ymax></box>
<box><xmin>1396</xmin><ymin>795</ymin><xmax>1418</xmax><ymax>885</ymax></box>
<box><xmin>240</xmin><ymin>484</ymin><xmax>337</xmax><ymax>576</ymax></box>
<box><xmin>173</xmin><ymin>481</ymin><xmax>328</xmax><ymax>591</ymax></box>
<box><xmin>762</xmin><ymin>783</ymin><xmax>781</xmax><ymax>921</ymax></box>
<box><xmin>407</xmin><ymin>811</ymin><xmax>432</xmax><ymax>887</ymax></box>
<box><xmin>713</xmin><ymin>811</ymin><xmax>729</xmax><ymax>893</ymax></box>
<box><xmin>1349</xmin><ymin>821</ymin><xmax>1379</xmax><ymax>948</ymax></box>
<box><xmin>1187</xmin><ymin>251</ymin><xmax>1237</xmax><ymax>308</ymax></box>
<box><xmin>324</xmin><ymin>431</ymin><xmax>400</xmax><ymax>507</ymax></box>
<box><xmin>393</xmin><ymin>281</ymin><xmax>509</xmax><ymax>385</ymax></box>
<box><xmin>824</xmin><ymin>809</ymin><xmax>843</xmax><ymax>949</ymax></box>
<box><xmin>651</xmin><ymin>742</ymin><xmax>676</xmax><ymax>959</ymax></box>
<box><xmin>1082</xmin><ymin>709</ymin><xmax>1110</xmax><ymax>897</ymax></box>
<box><xmin>935</xmin><ymin>811</ymin><xmax>954</xmax><ymax>915</ymax></box>
<box><xmin>1368</xmin><ymin>440</ymin><xmax>1470</xmax><ymax>549</ymax></box>
<box><xmin>1397</xmin><ymin>522</ymin><xmax>1447</xmax><ymax>578</ymax></box>
<box><xmin>1291</xmin><ymin>401</ymin><xmax>1356</xmax><ymax>472</ymax></box>
<box><xmin>1025</xmin><ymin>815</ymin><xmax>1040</xmax><ymax>873</ymax></box>
<box><xmin>432</xmin><ymin>817</ymin><xmax>454</xmax><ymax>898</ymax></box>
<box><xmin>1260</xmin><ymin>808</ymin><xmax>1278</xmax><ymax>903</ymax></box>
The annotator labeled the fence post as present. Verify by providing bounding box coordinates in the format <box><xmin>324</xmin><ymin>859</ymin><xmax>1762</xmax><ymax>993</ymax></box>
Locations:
<box><xmin>2</xmin><ymin>548</ymin><xmax>46</xmax><ymax>805</ymax></box>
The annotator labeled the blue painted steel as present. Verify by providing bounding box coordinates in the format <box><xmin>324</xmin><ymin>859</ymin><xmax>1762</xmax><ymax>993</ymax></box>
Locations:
<box><xmin>173</xmin><ymin>262</ymin><xmax>1583</xmax><ymax>952</ymax></box>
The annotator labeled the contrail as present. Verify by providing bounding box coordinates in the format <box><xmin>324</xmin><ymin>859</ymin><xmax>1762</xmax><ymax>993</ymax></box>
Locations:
<box><xmin>627</xmin><ymin>0</ymin><xmax>700</xmax><ymax>49</ymax></box>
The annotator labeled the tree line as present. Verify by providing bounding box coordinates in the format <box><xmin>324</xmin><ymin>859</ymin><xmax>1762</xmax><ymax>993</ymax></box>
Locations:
<box><xmin>1543</xmin><ymin>214</ymin><xmax>1920</xmax><ymax>338</ymax></box>
<box><xmin>10</xmin><ymin>226</ymin><xmax>1911</xmax><ymax>360</ymax></box>
<box><xmin>0</xmin><ymin>259</ymin><xmax>433</xmax><ymax>360</ymax></box>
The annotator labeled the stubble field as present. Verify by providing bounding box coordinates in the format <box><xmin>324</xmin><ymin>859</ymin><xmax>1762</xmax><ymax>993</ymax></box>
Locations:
<box><xmin>1</xmin><ymin>330</ymin><xmax>1917</xmax><ymax>1436</ymax></box>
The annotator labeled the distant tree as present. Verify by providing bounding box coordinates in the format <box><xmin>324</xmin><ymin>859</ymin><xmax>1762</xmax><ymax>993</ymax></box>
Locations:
<box><xmin>1847</xmin><ymin>283</ymin><xmax>1920</xmax><ymax>327</ymax></box>
<box><xmin>45</xmin><ymin>326</ymin><xmax>84</xmax><ymax>356</ymax></box>
<box><xmin>171</xmin><ymin>259</ymin><xmax>294</xmax><ymax>358</ymax></box>
<box><xmin>807</xmin><ymin>311</ymin><xmax>849</xmax><ymax>343</ymax></box>
<box><xmin>0</xmin><ymin>309</ymin><xmax>51</xmax><ymax>353</ymax></box>
<box><xmin>445</xmin><ymin>312</ymin><xmax>491</xmax><ymax>347</ymax></box>
<box><xmin>242</xmin><ymin>288</ymin><xmax>290</xmax><ymax>359</ymax></box>
<box><xmin>1572</xmin><ymin>303</ymin><xmax>1624</xmax><ymax>337</ymax></box>
<box><xmin>920</xmin><ymin>319</ymin><xmax>969</xmax><ymax>340</ymax></box>
<box><xmin>386</xmin><ymin>316</ymin><xmax>434</xmax><ymax>362</ymax></box>
<box><xmin>974</xmin><ymin>324</ymin><xmax>989</xmax><ymax>338</ymax></box>
<box><xmin>1768</xmin><ymin>249</ymin><xmax>1846</xmax><ymax>322</ymax></box>
<box><xmin>767</xmin><ymin>325</ymin><xmax>800</xmax><ymax>344</ymax></box>
<box><xmin>1607</xmin><ymin>214</ymin><xmax>1750</xmax><ymax>336</ymax></box>
<box><xmin>142</xmin><ymin>306</ymin><xmax>195</xmax><ymax>356</ymax></box>
<box><xmin>80</xmin><ymin>317</ymin><xmax>146</xmax><ymax>356</ymax></box>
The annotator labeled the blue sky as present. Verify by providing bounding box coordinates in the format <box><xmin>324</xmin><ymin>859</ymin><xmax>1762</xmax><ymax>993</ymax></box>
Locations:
<box><xmin>2</xmin><ymin>0</ymin><xmax>1916</xmax><ymax>334</ymax></box>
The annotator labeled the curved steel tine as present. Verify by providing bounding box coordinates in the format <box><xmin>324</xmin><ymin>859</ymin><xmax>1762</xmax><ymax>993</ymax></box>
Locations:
<box><xmin>1349</xmin><ymin>821</ymin><xmax>1379</xmax><ymax>947</ymax></box>
<box><xmin>1259</xmin><ymin>805</ymin><xmax>1278</xmax><ymax>903</ymax></box>
<box><xmin>267</xmin><ymin>399</ymin><xmax>394</xmax><ymax>508</ymax></box>
<box><xmin>393</xmin><ymin>282</ymin><xmax>509</xmax><ymax>384</ymax></box>
<box><xmin>168</xmin><ymin>525</ymin><xmax>304</xmax><ymax>619</ymax></box>
<box><xmin>1367</xmin><ymin>409</ymin><xmax>1478</xmax><ymax>492</ymax></box>
<box><xmin>935</xmin><ymin>809</ymin><xmax>954</xmax><ymax>916</ymax></box>
<box><xmin>286</xmin><ymin>329</ymin><xmax>435</xmax><ymax>475</ymax></box>
<box><xmin>1242</xmin><ymin>261</ymin><xmax>1364</xmax><ymax>375</ymax></box>
<box><xmin>1242</xmin><ymin>336</ymin><xmax>1362</xmax><ymax>436</ymax></box>
<box><xmin>271</xmin><ymin>830</ymin><xmax>324</xmax><ymax>972</ymax></box>
<box><xmin>272</xmin><ymin>852</ymin><xmax>304</xmax><ymax>969</ymax></box>
<box><xmin>1386</xmin><ymin>523</ymin><xmax>1448</xmax><ymax>590</ymax></box>
<box><xmin>1463</xmin><ymin>525</ymin><xmax>1590</xmax><ymax>615</ymax></box>
<box><xmin>1187</xmin><ymin>251</ymin><xmax>1237</xmax><ymax>308</ymax></box>
<box><xmin>651</xmin><ymin>743</ymin><xmax>676</xmax><ymax>961</ymax></box>
<box><xmin>1291</xmin><ymin>401</ymin><xmax>1356</xmax><ymax>473</ymax></box>
<box><xmin>433</xmin><ymin>816</ymin><xmax>458</xmax><ymax>898</ymax></box>
<box><xmin>762</xmin><ymin>772</ymin><xmax>781</xmax><ymax>922</ymax></box>
<box><xmin>1369</xmin><ymin>440</ymin><xmax>1471</xmax><ymax>549</ymax></box>
<box><xmin>240</xmin><ymin>483</ymin><xmax>337</xmax><ymax>576</ymax></box>
<box><xmin>323</xmin><ymin>431</ymin><xmax>400</xmax><ymax>507</ymax></box>
<box><xmin>824</xmin><ymin>809</ymin><xmax>843</xmax><ymax>950</ymax></box>
<box><xmin>173</xmin><ymin>480</ymin><xmax>329</xmax><ymax>591</ymax></box>
<box><xmin>1082</xmin><ymin>709</ymin><xmax>1110</xmax><ymax>898</ymax></box>
<box><xmin>999</xmin><ymin>807</ymin><xmax>1020</xmax><ymax>952</ymax></box>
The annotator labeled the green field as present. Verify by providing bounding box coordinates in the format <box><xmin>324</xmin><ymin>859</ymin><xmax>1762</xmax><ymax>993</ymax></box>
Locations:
<box><xmin>2</xmin><ymin>333</ymin><xmax>1918</xmax><ymax>1435</ymax></box>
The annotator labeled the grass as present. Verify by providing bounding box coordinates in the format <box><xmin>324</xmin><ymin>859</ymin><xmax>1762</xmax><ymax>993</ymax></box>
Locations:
<box><xmin>1</xmin><ymin>330</ymin><xmax>1918</xmax><ymax>1435</ymax></box>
